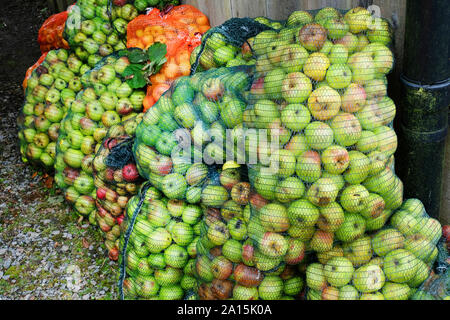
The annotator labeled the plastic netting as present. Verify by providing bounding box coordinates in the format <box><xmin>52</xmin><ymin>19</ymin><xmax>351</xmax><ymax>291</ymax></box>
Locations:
<box><xmin>411</xmin><ymin>240</ymin><xmax>449</xmax><ymax>300</ymax></box>
<box><xmin>126</xmin><ymin>5</ymin><xmax>210</xmax><ymax>111</ymax></box>
<box><xmin>117</xmin><ymin>6</ymin><xmax>444</xmax><ymax>300</ymax></box>
<box><xmin>55</xmin><ymin>52</ymin><xmax>146</xmax><ymax>222</ymax></box>
<box><xmin>38</xmin><ymin>11</ymin><xmax>70</xmax><ymax>53</ymax></box>
<box><xmin>93</xmin><ymin>115</ymin><xmax>145</xmax><ymax>260</ymax></box>
<box><xmin>18</xmin><ymin>49</ymin><xmax>89</xmax><ymax>169</ymax></box>
<box><xmin>189</xmin><ymin>17</ymin><xmax>274</xmax><ymax>74</ymax></box>
<box><xmin>23</xmin><ymin>52</ymin><xmax>48</xmax><ymax>92</ymax></box>
<box><xmin>118</xmin><ymin>183</ymin><xmax>201</xmax><ymax>300</ymax></box>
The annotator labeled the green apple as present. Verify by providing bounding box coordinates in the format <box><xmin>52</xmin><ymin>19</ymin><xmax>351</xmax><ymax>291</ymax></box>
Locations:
<box><xmin>324</xmin><ymin>257</ymin><xmax>354</xmax><ymax>287</ymax></box>
<box><xmin>353</xmin><ymin>264</ymin><xmax>385</xmax><ymax>293</ymax></box>
<box><xmin>340</xmin><ymin>184</ymin><xmax>370</xmax><ymax>213</ymax></box>
<box><xmin>259</xmin><ymin>203</ymin><xmax>289</xmax><ymax>233</ymax></box>
<box><xmin>307</xmin><ymin>86</ymin><xmax>341</xmax><ymax>120</ymax></box>
<box><xmin>275</xmin><ymin>176</ymin><xmax>305</xmax><ymax>203</ymax></box>
<box><xmin>343</xmin><ymin>236</ymin><xmax>373</xmax><ymax>267</ymax></box>
<box><xmin>381</xmin><ymin>282</ymin><xmax>411</xmax><ymax>300</ymax></box>
<box><xmin>146</xmin><ymin>227</ymin><xmax>172</xmax><ymax>253</ymax></box>
<box><xmin>164</xmin><ymin>244</ymin><xmax>188</xmax><ymax>269</ymax></box>
<box><xmin>326</xmin><ymin>64</ymin><xmax>352</xmax><ymax>89</ymax></box>
<box><xmin>343</xmin><ymin>151</ymin><xmax>370</xmax><ymax>184</ymax></box>
<box><xmin>335</xmin><ymin>212</ymin><xmax>366</xmax><ymax>242</ymax></box>
<box><xmin>258</xmin><ymin>276</ymin><xmax>283</xmax><ymax>300</ymax></box>
<box><xmin>383</xmin><ymin>249</ymin><xmax>419</xmax><ymax>283</ymax></box>
<box><xmin>339</xmin><ymin>285</ymin><xmax>359</xmax><ymax>300</ymax></box>
<box><xmin>306</xmin><ymin>263</ymin><xmax>327</xmax><ymax>291</ymax></box>
<box><xmin>281</xmin><ymin>72</ymin><xmax>312</xmax><ymax>104</ymax></box>
<box><xmin>280</xmin><ymin>103</ymin><xmax>311</xmax><ymax>131</ymax></box>
<box><xmin>306</xmin><ymin>178</ymin><xmax>339</xmax><ymax>207</ymax></box>
<box><xmin>287</xmin><ymin>199</ymin><xmax>320</xmax><ymax>228</ymax></box>
<box><xmin>304</xmin><ymin>121</ymin><xmax>334</xmax><ymax>151</ymax></box>
<box><xmin>372</xmin><ymin>228</ymin><xmax>405</xmax><ymax>257</ymax></box>
<box><xmin>222</xmin><ymin>239</ymin><xmax>242</xmax><ymax>263</ymax></box>
<box><xmin>284</xmin><ymin>276</ymin><xmax>304</xmax><ymax>296</ymax></box>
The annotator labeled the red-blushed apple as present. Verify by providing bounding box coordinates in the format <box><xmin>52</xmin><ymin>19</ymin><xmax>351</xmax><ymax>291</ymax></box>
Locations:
<box><xmin>322</xmin><ymin>145</ymin><xmax>350</xmax><ymax>175</ymax></box>
<box><xmin>211</xmin><ymin>279</ymin><xmax>233</xmax><ymax>300</ymax></box>
<box><xmin>96</xmin><ymin>187</ymin><xmax>107</xmax><ymax>200</ymax></box>
<box><xmin>284</xmin><ymin>238</ymin><xmax>306</xmax><ymax>265</ymax></box>
<box><xmin>249</xmin><ymin>192</ymin><xmax>269</xmax><ymax>211</ymax></box>
<box><xmin>202</xmin><ymin>78</ymin><xmax>225</xmax><ymax>101</ymax></box>
<box><xmin>242</xmin><ymin>239</ymin><xmax>255</xmax><ymax>266</ymax></box>
<box><xmin>210</xmin><ymin>255</ymin><xmax>233</xmax><ymax>280</ymax></box>
<box><xmin>322</xmin><ymin>286</ymin><xmax>340</xmax><ymax>300</ymax></box>
<box><xmin>299</xmin><ymin>23</ymin><xmax>327</xmax><ymax>51</ymax></box>
<box><xmin>116</xmin><ymin>215</ymin><xmax>124</xmax><ymax>226</ymax></box>
<box><xmin>258</xmin><ymin>232</ymin><xmax>288</xmax><ymax>258</ymax></box>
<box><xmin>122</xmin><ymin>163</ymin><xmax>139</xmax><ymax>182</ymax></box>
<box><xmin>105</xmin><ymin>189</ymin><xmax>118</xmax><ymax>203</ymax></box>
<box><xmin>310</xmin><ymin>230</ymin><xmax>334</xmax><ymax>252</ymax></box>
<box><xmin>296</xmin><ymin>150</ymin><xmax>322</xmax><ymax>183</ymax></box>
<box><xmin>307</xmin><ymin>86</ymin><xmax>341</xmax><ymax>120</ymax></box>
<box><xmin>62</xmin><ymin>167</ymin><xmax>80</xmax><ymax>186</ymax></box>
<box><xmin>233</xmin><ymin>263</ymin><xmax>264</xmax><ymax>287</ymax></box>
<box><xmin>96</xmin><ymin>205</ymin><xmax>108</xmax><ymax>218</ymax></box>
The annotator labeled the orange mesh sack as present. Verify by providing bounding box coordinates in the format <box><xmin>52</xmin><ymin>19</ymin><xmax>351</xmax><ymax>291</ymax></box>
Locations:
<box><xmin>38</xmin><ymin>11</ymin><xmax>70</xmax><ymax>53</ymax></box>
<box><xmin>23</xmin><ymin>52</ymin><xmax>48</xmax><ymax>92</ymax></box>
<box><xmin>126</xmin><ymin>5</ymin><xmax>210</xmax><ymax>111</ymax></box>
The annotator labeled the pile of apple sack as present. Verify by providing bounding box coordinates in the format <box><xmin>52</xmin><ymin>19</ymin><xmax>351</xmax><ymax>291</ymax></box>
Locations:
<box><xmin>55</xmin><ymin>53</ymin><xmax>145</xmax><ymax>224</ymax></box>
<box><xmin>119</xmin><ymin>6</ymin><xmax>445</xmax><ymax>300</ymax></box>
<box><xmin>63</xmin><ymin>0</ymin><xmax>177</xmax><ymax>66</ymax></box>
<box><xmin>18</xmin><ymin>49</ymin><xmax>90</xmax><ymax>168</ymax></box>
<box><xmin>92</xmin><ymin>115</ymin><xmax>145</xmax><ymax>260</ymax></box>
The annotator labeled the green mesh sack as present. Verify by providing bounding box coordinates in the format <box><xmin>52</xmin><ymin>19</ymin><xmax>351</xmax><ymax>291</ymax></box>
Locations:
<box><xmin>235</xmin><ymin>7</ymin><xmax>438</xmax><ymax>301</ymax></box>
<box><xmin>93</xmin><ymin>115</ymin><xmax>145</xmax><ymax>260</ymax></box>
<box><xmin>55</xmin><ymin>53</ymin><xmax>146</xmax><ymax>223</ymax></box>
<box><xmin>117</xmin><ymin>183</ymin><xmax>201</xmax><ymax>300</ymax></box>
<box><xmin>64</xmin><ymin>0</ymin><xmax>175</xmax><ymax>64</ymax></box>
<box><xmin>18</xmin><ymin>49</ymin><xmax>89</xmax><ymax>169</ymax></box>
<box><xmin>189</xmin><ymin>17</ymin><xmax>279</xmax><ymax>73</ymax></box>
<box><xmin>124</xmin><ymin>6</ymin><xmax>441</xmax><ymax>301</ymax></box>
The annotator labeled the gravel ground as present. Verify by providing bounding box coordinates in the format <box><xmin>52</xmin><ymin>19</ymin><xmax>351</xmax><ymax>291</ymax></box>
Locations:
<box><xmin>0</xmin><ymin>0</ymin><xmax>117</xmax><ymax>300</ymax></box>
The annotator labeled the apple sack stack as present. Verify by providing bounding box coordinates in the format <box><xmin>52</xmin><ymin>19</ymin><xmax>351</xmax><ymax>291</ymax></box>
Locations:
<box><xmin>118</xmin><ymin>185</ymin><xmax>202</xmax><ymax>300</ymax></box>
<box><xmin>93</xmin><ymin>115</ymin><xmax>145</xmax><ymax>260</ymax></box>
<box><xmin>63</xmin><ymin>0</ymin><xmax>150</xmax><ymax>66</ymax></box>
<box><xmin>18</xmin><ymin>49</ymin><xmax>90</xmax><ymax>169</ymax></box>
<box><xmin>55</xmin><ymin>52</ymin><xmax>146</xmax><ymax>224</ymax></box>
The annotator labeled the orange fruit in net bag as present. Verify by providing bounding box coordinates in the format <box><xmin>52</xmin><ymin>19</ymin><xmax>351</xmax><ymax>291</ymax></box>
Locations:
<box><xmin>143</xmin><ymin>95</ymin><xmax>155</xmax><ymax>112</ymax></box>
<box><xmin>164</xmin><ymin>62</ymin><xmax>180</xmax><ymax>79</ymax></box>
<box><xmin>196</xmin><ymin>15</ymin><xmax>209</xmax><ymax>26</ymax></box>
<box><xmin>179</xmin><ymin>61</ymin><xmax>191</xmax><ymax>76</ymax></box>
<box><xmin>152</xmin><ymin>83</ymin><xmax>171</xmax><ymax>101</ymax></box>
<box><xmin>199</xmin><ymin>25</ymin><xmax>211</xmax><ymax>34</ymax></box>
<box><xmin>142</xmin><ymin>34</ymin><xmax>154</xmax><ymax>47</ymax></box>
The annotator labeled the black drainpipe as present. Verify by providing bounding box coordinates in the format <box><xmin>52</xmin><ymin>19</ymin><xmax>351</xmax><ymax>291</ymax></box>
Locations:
<box><xmin>396</xmin><ymin>0</ymin><xmax>449</xmax><ymax>219</ymax></box>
